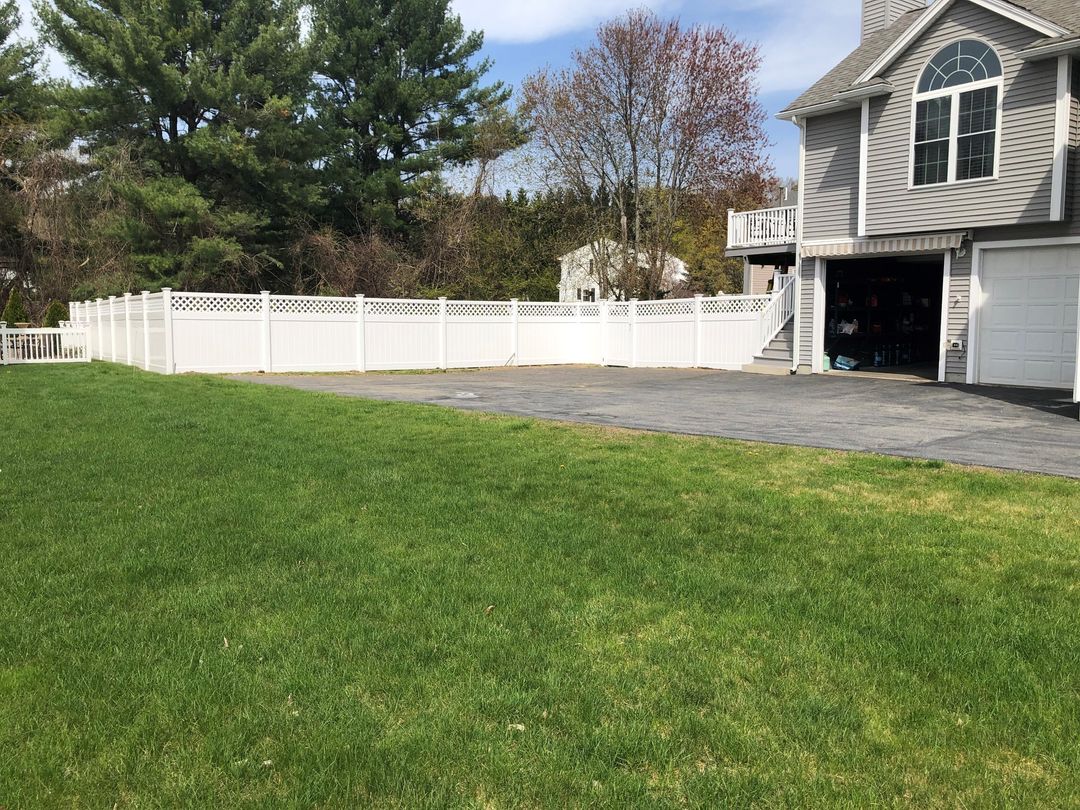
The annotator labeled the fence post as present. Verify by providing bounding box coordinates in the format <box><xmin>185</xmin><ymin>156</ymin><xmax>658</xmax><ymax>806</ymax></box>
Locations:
<box><xmin>108</xmin><ymin>295</ymin><xmax>118</xmax><ymax>362</ymax></box>
<box><xmin>0</xmin><ymin>322</ymin><xmax>7</xmax><ymax>365</ymax></box>
<box><xmin>355</xmin><ymin>294</ymin><xmax>366</xmax><ymax>372</ymax></box>
<box><xmin>438</xmin><ymin>297</ymin><xmax>447</xmax><ymax>370</ymax></box>
<box><xmin>509</xmin><ymin>298</ymin><xmax>519</xmax><ymax>366</ymax></box>
<box><xmin>93</xmin><ymin>300</ymin><xmax>101</xmax><ymax>360</ymax></box>
<box><xmin>161</xmin><ymin>287</ymin><xmax>175</xmax><ymax>375</ymax></box>
<box><xmin>599</xmin><ymin>298</ymin><xmax>610</xmax><ymax>366</ymax></box>
<box><xmin>630</xmin><ymin>298</ymin><xmax>639</xmax><ymax>368</ymax></box>
<box><xmin>260</xmin><ymin>290</ymin><xmax>272</xmax><ymax>373</ymax></box>
<box><xmin>693</xmin><ymin>294</ymin><xmax>704</xmax><ymax>368</ymax></box>
<box><xmin>141</xmin><ymin>291</ymin><xmax>151</xmax><ymax>371</ymax></box>
<box><xmin>124</xmin><ymin>292</ymin><xmax>133</xmax><ymax>365</ymax></box>
<box><xmin>727</xmin><ymin>208</ymin><xmax>735</xmax><ymax>248</ymax></box>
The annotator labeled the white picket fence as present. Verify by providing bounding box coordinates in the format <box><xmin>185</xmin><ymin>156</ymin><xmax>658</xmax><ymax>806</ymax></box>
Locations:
<box><xmin>68</xmin><ymin>287</ymin><xmax>792</xmax><ymax>375</ymax></box>
<box><xmin>0</xmin><ymin>323</ymin><xmax>91</xmax><ymax>364</ymax></box>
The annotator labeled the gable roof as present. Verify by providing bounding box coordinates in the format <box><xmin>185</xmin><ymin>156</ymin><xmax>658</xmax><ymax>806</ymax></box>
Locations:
<box><xmin>778</xmin><ymin>0</ymin><xmax>1079</xmax><ymax>120</ymax></box>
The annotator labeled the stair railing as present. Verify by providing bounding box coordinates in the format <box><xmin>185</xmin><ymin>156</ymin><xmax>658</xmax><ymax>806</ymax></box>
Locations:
<box><xmin>758</xmin><ymin>274</ymin><xmax>796</xmax><ymax>355</ymax></box>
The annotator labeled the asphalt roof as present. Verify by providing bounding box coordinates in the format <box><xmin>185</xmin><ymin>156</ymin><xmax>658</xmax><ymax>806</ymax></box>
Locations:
<box><xmin>1012</xmin><ymin>0</ymin><xmax>1080</xmax><ymax>34</ymax></box>
<box><xmin>779</xmin><ymin>0</ymin><xmax>1080</xmax><ymax>118</ymax></box>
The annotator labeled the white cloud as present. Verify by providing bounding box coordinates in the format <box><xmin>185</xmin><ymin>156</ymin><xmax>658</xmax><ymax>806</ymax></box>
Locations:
<box><xmin>451</xmin><ymin>0</ymin><xmax>861</xmax><ymax>94</ymax></box>
<box><xmin>754</xmin><ymin>0</ymin><xmax>860</xmax><ymax>94</ymax></box>
<box><xmin>452</xmin><ymin>0</ymin><xmax>684</xmax><ymax>44</ymax></box>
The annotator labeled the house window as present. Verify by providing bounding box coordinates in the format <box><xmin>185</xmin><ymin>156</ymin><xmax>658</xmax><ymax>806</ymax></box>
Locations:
<box><xmin>912</xmin><ymin>40</ymin><xmax>1002</xmax><ymax>187</ymax></box>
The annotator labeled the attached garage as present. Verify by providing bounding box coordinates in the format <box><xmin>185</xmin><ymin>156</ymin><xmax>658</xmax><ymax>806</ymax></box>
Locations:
<box><xmin>976</xmin><ymin>245</ymin><xmax>1079</xmax><ymax>390</ymax></box>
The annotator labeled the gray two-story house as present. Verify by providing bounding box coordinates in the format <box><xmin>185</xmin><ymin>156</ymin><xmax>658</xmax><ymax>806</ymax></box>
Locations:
<box><xmin>728</xmin><ymin>0</ymin><xmax>1079</xmax><ymax>404</ymax></box>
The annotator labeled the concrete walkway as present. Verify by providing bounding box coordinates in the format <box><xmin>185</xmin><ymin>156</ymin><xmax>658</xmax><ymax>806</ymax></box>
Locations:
<box><xmin>232</xmin><ymin>367</ymin><xmax>1080</xmax><ymax>478</ymax></box>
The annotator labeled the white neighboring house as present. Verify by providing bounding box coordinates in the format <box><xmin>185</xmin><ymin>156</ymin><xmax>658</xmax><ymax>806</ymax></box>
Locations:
<box><xmin>557</xmin><ymin>239</ymin><xmax>689</xmax><ymax>302</ymax></box>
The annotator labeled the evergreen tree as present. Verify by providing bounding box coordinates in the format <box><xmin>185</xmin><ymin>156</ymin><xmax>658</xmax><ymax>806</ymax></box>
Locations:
<box><xmin>43</xmin><ymin>299</ymin><xmax>68</xmax><ymax>326</ymax></box>
<box><xmin>0</xmin><ymin>0</ymin><xmax>40</xmax><ymax>118</ymax></box>
<box><xmin>309</xmin><ymin>0</ymin><xmax>510</xmax><ymax>233</ymax></box>
<box><xmin>36</xmin><ymin>0</ymin><xmax>319</xmax><ymax>290</ymax></box>
<box><xmin>2</xmin><ymin>286</ymin><xmax>28</xmax><ymax>323</ymax></box>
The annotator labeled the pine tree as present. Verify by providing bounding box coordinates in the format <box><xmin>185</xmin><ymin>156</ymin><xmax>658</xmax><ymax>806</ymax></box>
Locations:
<box><xmin>0</xmin><ymin>0</ymin><xmax>40</xmax><ymax>118</ymax></box>
<box><xmin>309</xmin><ymin>0</ymin><xmax>510</xmax><ymax>233</ymax></box>
<box><xmin>37</xmin><ymin>0</ymin><xmax>319</xmax><ymax>289</ymax></box>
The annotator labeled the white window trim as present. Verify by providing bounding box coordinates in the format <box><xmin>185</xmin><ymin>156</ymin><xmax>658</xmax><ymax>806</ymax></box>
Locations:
<box><xmin>858</xmin><ymin>99</ymin><xmax>869</xmax><ymax>238</ymax></box>
<box><xmin>909</xmin><ymin>75</ymin><xmax>1004</xmax><ymax>190</ymax></box>
<box><xmin>938</xmin><ymin>250</ymin><xmax>951</xmax><ymax>383</ymax></box>
<box><xmin>811</xmin><ymin>258</ymin><xmax>825</xmax><ymax>374</ymax></box>
<box><xmin>1050</xmin><ymin>55</ymin><xmax>1072</xmax><ymax>222</ymax></box>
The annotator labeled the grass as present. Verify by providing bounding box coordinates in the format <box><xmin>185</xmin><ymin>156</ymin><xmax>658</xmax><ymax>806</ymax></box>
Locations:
<box><xmin>2</xmin><ymin>363</ymin><xmax>1079</xmax><ymax>808</ymax></box>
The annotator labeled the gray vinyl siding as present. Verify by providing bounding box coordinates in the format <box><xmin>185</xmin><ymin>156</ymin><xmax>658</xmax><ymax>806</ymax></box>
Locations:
<box><xmin>945</xmin><ymin>250</ymin><xmax>972</xmax><ymax>382</ymax></box>
<box><xmin>865</xmin><ymin>1</ymin><xmax>1058</xmax><ymax>235</ymax></box>
<box><xmin>797</xmin><ymin>258</ymin><xmax>816</xmax><ymax>370</ymax></box>
<box><xmin>862</xmin><ymin>0</ymin><xmax>924</xmax><ymax>41</ymax></box>
<box><xmin>802</xmin><ymin>110</ymin><xmax>862</xmax><ymax>241</ymax></box>
<box><xmin>862</xmin><ymin>0</ymin><xmax>887</xmax><ymax>41</ymax></box>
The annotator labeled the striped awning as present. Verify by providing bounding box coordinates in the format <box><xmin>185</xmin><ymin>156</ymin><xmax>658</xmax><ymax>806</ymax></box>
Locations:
<box><xmin>801</xmin><ymin>232</ymin><xmax>966</xmax><ymax>259</ymax></box>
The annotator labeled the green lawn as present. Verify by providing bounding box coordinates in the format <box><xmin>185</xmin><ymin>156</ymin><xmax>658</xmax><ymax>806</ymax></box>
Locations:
<box><xmin>2</xmin><ymin>364</ymin><xmax>1079</xmax><ymax>808</ymax></box>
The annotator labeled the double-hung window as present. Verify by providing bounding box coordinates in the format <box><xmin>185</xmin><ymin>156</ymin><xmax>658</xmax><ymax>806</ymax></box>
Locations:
<box><xmin>912</xmin><ymin>40</ymin><xmax>1003</xmax><ymax>187</ymax></box>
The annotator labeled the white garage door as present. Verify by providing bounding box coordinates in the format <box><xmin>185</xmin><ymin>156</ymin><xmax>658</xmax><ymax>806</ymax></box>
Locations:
<box><xmin>979</xmin><ymin>246</ymin><xmax>1078</xmax><ymax>389</ymax></box>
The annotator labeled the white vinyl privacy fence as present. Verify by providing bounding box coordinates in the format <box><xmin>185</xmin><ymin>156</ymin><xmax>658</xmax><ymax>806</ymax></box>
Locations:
<box><xmin>69</xmin><ymin>287</ymin><xmax>789</xmax><ymax>375</ymax></box>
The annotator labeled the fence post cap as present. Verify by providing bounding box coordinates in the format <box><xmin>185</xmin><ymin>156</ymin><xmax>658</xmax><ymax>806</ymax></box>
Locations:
<box><xmin>694</xmin><ymin>293</ymin><xmax>704</xmax><ymax>299</ymax></box>
<box><xmin>124</xmin><ymin>291</ymin><xmax>132</xmax><ymax>297</ymax></box>
<box><xmin>108</xmin><ymin>294</ymin><xmax>116</xmax><ymax>299</ymax></box>
<box><xmin>161</xmin><ymin>287</ymin><xmax>172</xmax><ymax>292</ymax></box>
<box><xmin>438</xmin><ymin>296</ymin><xmax>447</xmax><ymax>301</ymax></box>
<box><xmin>355</xmin><ymin>293</ymin><xmax>364</xmax><ymax>299</ymax></box>
<box><xmin>260</xmin><ymin>290</ymin><xmax>270</xmax><ymax>295</ymax></box>
<box><xmin>509</xmin><ymin>297</ymin><xmax>518</xmax><ymax>303</ymax></box>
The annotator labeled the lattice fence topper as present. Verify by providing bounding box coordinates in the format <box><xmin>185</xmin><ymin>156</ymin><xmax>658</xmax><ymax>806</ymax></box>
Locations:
<box><xmin>701</xmin><ymin>296</ymin><xmax>770</xmax><ymax>315</ymax></box>
<box><xmin>638</xmin><ymin>300</ymin><xmax>696</xmax><ymax>318</ymax></box>
<box><xmin>518</xmin><ymin>303</ymin><xmax>577</xmax><ymax>318</ymax></box>
<box><xmin>365</xmin><ymin>299</ymin><xmax>441</xmax><ymax>318</ymax></box>
<box><xmin>171</xmin><ymin>293</ymin><xmax>263</xmax><ymax>314</ymax></box>
<box><xmin>581</xmin><ymin>304</ymin><xmax>601</xmax><ymax>318</ymax></box>
<box><xmin>608</xmin><ymin>303</ymin><xmax>630</xmax><ymax>318</ymax></box>
<box><xmin>271</xmin><ymin>296</ymin><xmax>357</xmax><ymax>316</ymax></box>
<box><xmin>447</xmin><ymin>301</ymin><xmax>511</xmax><ymax>318</ymax></box>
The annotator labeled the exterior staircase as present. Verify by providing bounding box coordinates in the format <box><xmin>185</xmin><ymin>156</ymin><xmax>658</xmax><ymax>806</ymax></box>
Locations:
<box><xmin>742</xmin><ymin>322</ymin><xmax>794</xmax><ymax>375</ymax></box>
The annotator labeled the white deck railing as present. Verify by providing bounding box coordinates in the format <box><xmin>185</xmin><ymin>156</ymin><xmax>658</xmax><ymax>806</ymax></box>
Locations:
<box><xmin>0</xmin><ymin>322</ymin><xmax>91</xmax><ymax>364</ymax></box>
<box><xmin>758</xmin><ymin>274</ymin><xmax>796</xmax><ymax>354</ymax></box>
<box><xmin>727</xmin><ymin>206</ymin><xmax>798</xmax><ymax>249</ymax></box>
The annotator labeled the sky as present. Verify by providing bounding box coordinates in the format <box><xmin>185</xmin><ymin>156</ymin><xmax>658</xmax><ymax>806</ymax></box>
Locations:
<box><xmin>13</xmin><ymin>0</ymin><xmax>864</xmax><ymax>180</ymax></box>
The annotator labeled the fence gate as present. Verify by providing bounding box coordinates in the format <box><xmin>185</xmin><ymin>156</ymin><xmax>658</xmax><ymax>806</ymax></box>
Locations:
<box><xmin>0</xmin><ymin>322</ymin><xmax>91</xmax><ymax>364</ymax></box>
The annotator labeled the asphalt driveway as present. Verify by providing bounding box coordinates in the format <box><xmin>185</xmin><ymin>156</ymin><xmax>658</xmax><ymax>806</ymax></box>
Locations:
<box><xmin>233</xmin><ymin>367</ymin><xmax>1080</xmax><ymax>478</ymax></box>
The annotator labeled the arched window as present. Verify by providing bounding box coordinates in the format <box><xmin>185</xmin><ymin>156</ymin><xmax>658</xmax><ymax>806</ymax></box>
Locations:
<box><xmin>912</xmin><ymin>40</ymin><xmax>1003</xmax><ymax>186</ymax></box>
<box><xmin>918</xmin><ymin>40</ymin><xmax>1002</xmax><ymax>93</ymax></box>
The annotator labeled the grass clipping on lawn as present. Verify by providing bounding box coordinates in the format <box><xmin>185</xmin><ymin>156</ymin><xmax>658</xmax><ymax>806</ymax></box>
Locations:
<box><xmin>1</xmin><ymin>364</ymin><xmax>1078</xmax><ymax>808</ymax></box>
